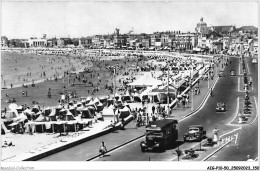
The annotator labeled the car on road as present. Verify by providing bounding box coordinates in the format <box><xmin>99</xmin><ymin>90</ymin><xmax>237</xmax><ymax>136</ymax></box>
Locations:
<box><xmin>230</xmin><ymin>70</ymin><xmax>236</xmax><ymax>76</ymax></box>
<box><xmin>218</xmin><ymin>71</ymin><xmax>224</xmax><ymax>77</ymax></box>
<box><xmin>140</xmin><ymin>119</ymin><xmax>178</xmax><ymax>152</ymax></box>
<box><xmin>252</xmin><ymin>58</ymin><xmax>257</xmax><ymax>64</ymax></box>
<box><xmin>216</xmin><ymin>102</ymin><xmax>227</xmax><ymax>112</ymax></box>
<box><xmin>183</xmin><ymin>125</ymin><xmax>206</xmax><ymax>142</ymax></box>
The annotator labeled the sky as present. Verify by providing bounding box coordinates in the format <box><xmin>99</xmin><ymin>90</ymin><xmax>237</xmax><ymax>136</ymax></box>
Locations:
<box><xmin>1</xmin><ymin>0</ymin><xmax>259</xmax><ymax>39</ymax></box>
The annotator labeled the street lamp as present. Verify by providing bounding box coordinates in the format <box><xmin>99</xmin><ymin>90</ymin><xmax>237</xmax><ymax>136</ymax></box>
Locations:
<box><xmin>190</xmin><ymin>55</ymin><xmax>193</xmax><ymax>111</ymax></box>
<box><xmin>113</xmin><ymin>68</ymin><xmax>116</xmax><ymax>123</ymax></box>
<box><xmin>167</xmin><ymin>56</ymin><xmax>170</xmax><ymax>116</ymax></box>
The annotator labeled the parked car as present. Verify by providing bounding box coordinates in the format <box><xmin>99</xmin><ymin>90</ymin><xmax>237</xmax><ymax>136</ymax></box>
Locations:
<box><xmin>230</xmin><ymin>70</ymin><xmax>236</xmax><ymax>76</ymax></box>
<box><xmin>183</xmin><ymin>125</ymin><xmax>206</xmax><ymax>142</ymax></box>
<box><xmin>216</xmin><ymin>102</ymin><xmax>227</xmax><ymax>112</ymax></box>
<box><xmin>252</xmin><ymin>58</ymin><xmax>257</xmax><ymax>64</ymax></box>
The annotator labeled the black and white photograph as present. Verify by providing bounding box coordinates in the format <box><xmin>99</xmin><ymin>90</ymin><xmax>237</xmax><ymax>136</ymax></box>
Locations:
<box><xmin>1</xmin><ymin>0</ymin><xmax>259</xmax><ymax>170</ymax></box>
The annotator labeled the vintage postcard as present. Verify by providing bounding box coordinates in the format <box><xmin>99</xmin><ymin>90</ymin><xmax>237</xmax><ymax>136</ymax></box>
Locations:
<box><xmin>1</xmin><ymin>0</ymin><xmax>259</xmax><ymax>170</ymax></box>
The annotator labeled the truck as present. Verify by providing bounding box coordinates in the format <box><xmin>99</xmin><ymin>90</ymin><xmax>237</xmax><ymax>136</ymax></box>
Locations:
<box><xmin>140</xmin><ymin>119</ymin><xmax>178</xmax><ymax>152</ymax></box>
<box><xmin>183</xmin><ymin>125</ymin><xmax>206</xmax><ymax>142</ymax></box>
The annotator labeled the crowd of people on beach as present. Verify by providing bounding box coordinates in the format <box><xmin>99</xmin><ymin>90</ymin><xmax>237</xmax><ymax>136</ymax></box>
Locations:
<box><xmin>2</xmin><ymin>48</ymin><xmax>216</xmax><ymax>137</ymax></box>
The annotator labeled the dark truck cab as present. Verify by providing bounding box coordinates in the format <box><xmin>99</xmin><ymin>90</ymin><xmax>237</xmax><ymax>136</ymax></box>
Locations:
<box><xmin>140</xmin><ymin>119</ymin><xmax>178</xmax><ymax>152</ymax></box>
<box><xmin>183</xmin><ymin>125</ymin><xmax>206</xmax><ymax>142</ymax></box>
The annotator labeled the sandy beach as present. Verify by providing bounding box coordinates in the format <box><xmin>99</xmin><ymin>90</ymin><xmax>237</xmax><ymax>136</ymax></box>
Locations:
<box><xmin>1</xmin><ymin>51</ymin><xmax>88</xmax><ymax>89</ymax></box>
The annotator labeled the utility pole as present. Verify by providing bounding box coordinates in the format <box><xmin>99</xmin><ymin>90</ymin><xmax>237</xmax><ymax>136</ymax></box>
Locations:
<box><xmin>113</xmin><ymin>68</ymin><xmax>116</xmax><ymax>123</ymax></box>
<box><xmin>190</xmin><ymin>55</ymin><xmax>193</xmax><ymax>111</ymax></box>
<box><xmin>167</xmin><ymin>56</ymin><xmax>170</xmax><ymax>116</ymax></box>
<box><xmin>208</xmin><ymin>70</ymin><xmax>210</xmax><ymax>89</ymax></box>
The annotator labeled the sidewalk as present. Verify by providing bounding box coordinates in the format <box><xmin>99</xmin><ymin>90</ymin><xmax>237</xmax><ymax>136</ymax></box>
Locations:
<box><xmin>40</xmin><ymin>121</ymin><xmax>146</xmax><ymax>161</ymax></box>
<box><xmin>1</xmin><ymin>120</ymin><xmax>111</xmax><ymax>161</ymax></box>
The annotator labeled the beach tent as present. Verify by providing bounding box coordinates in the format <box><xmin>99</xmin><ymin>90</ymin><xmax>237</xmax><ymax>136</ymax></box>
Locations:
<box><xmin>65</xmin><ymin>110</ymin><xmax>76</xmax><ymax>121</ymax></box>
<box><xmin>86</xmin><ymin>96</ymin><xmax>92</xmax><ymax>103</ymax></box>
<box><xmin>48</xmin><ymin>109</ymin><xmax>57</xmax><ymax>121</ymax></box>
<box><xmin>55</xmin><ymin>105</ymin><xmax>62</xmax><ymax>115</ymax></box>
<box><xmin>121</xmin><ymin>92</ymin><xmax>131</xmax><ymax>102</ymax></box>
<box><xmin>69</xmin><ymin>101</ymin><xmax>74</xmax><ymax>106</ymax></box>
<box><xmin>133</xmin><ymin>93</ymin><xmax>141</xmax><ymax>102</ymax></box>
<box><xmin>99</xmin><ymin>96</ymin><xmax>108</xmax><ymax>101</ymax></box>
<box><xmin>86</xmin><ymin>100</ymin><xmax>97</xmax><ymax>109</ymax></box>
<box><xmin>128</xmin><ymin>72</ymin><xmax>162</xmax><ymax>87</ymax></box>
<box><xmin>35</xmin><ymin>113</ymin><xmax>46</xmax><ymax>122</ymax></box>
<box><xmin>99</xmin><ymin>96</ymin><xmax>108</xmax><ymax>106</ymax></box>
<box><xmin>44</xmin><ymin>107</ymin><xmax>51</xmax><ymax>116</ymax></box>
<box><xmin>102</xmin><ymin>108</ymin><xmax>116</xmax><ymax>116</ymax></box>
<box><xmin>119</xmin><ymin>106</ymin><xmax>131</xmax><ymax>119</ymax></box>
<box><xmin>76</xmin><ymin>101</ymin><xmax>82</xmax><ymax>107</ymax></box>
<box><xmin>81</xmin><ymin>108</ymin><xmax>93</xmax><ymax>119</ymax></box>
<box><xmin>107</xmin><ymin>98</ymin><xmax>114</xmax><ymax>106</ymax></box>
<box><xmin>59</xmin><ymin>108</ymin><xmax>66</xmax><ymax>116</ymax></box>
<box><xmin>140</xmin><ymin>86</ymin><xmax>155</xmax><ymax>99</ymax></box>
<box><xmin>97</xmin><ymin>102</ymin><xmax>104</xmax><ymax>112</ymax></box>
<box><xmin>93</xmin><ymin>97</ymin><xmax>100</xmax><ymax>104</ymax></box>
<box><xmin>115</xmin><ymin>100</ymin><xmax>123</xmax><ymax>108</ymax></box>
<box><xmin>1</xmin><ymin>121</ymin><xmax>9</xmax><ymax>135</ymax></box>
<box><xmin>102</xmin><ymin>106</ymin><xmax>119</xmax><ymax>122</ymax></box>
<box><xmin>151</xmin><ymin>85</ymin><xmax>177</xmax><ymax>94</ymax></box>
<box><xmin>81</xmin><ymin>99</ymin><xmax>87</xmax><ymax>105</ymax></box>
<box><xmin>88</xmin><ymin>106</ymin><xmax>96</xmax><ymax>116</ymax></box>
<box><xmin>69</xmin><ymin>106</ymin><xmax>77</xmax><ymax>116</ymax></box>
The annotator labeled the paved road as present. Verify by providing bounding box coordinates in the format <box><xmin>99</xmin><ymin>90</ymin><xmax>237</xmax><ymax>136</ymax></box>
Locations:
<box><xmin>95</xmin><ymin>56</ymin><xmax>250</xmax><ymax>161</ymax></box>
<box><xmin>207</xmin><ymin>56</ymin><xmax>258</xmax><ymax>161</ymax></box>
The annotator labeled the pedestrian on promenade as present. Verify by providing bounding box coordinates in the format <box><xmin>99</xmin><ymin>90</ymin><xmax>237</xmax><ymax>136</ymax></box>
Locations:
<box><xmin>152</xmin><ymin>106</ymin><xmax>155</xmax><ymax>114</ymax></box>
<box><xmin>99</xmin><ymin>142</ymin><xmax>107</xmax><ymax>158</ymax></box>
<box><xmin>182</xmin><ymin>98</ymin><xmax>186</xmax><ymax>108</ymax></box>
<box><xmin>29</xmin><ymin>124</ymin><xmax>33</xmax><ymax>135</ymax></box>
<box><xmin>22</xmin><ymin>91</ymin><xmax>25</xmax><ymax>97</ymax></box>
<box><xmin>11</xmin><ymin>83</ymin><xmax>13</xmax><ymax>88</ymax></box>
<box><xmin>185</xmin><ymin>98</ymin><xmax>189</xmax><ymax>106</ymax></box>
